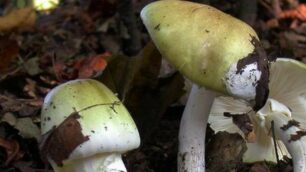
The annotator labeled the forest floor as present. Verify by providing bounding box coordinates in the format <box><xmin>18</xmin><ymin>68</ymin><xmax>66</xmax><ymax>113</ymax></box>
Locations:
<box><xmin>0</xmin><ymin>0</ymin><xmax>306</xmax><ymax>171</ymax></box>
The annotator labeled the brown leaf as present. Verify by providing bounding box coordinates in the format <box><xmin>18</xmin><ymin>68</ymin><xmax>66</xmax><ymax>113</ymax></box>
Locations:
<box><xmin>1</xmin><ymin>113</ymin><xmax>40</xmax><ymax>140</ymax></box>
<box><xmin>23</xmin><ymin>78</ymin><xmax>37</xmax><ymax>98</ymax></box>
<box><xmin>23</xmin><ymin>57</ymin><xmax>42</xmax><ymax>76</ymax></box>
<box><xmin>53</xmin><ymin>53</ymin><xmax>109</xmax><ymax>81</ymax></box>
<box><xmin>38</xmin><ymin>6</ymin><xmax>93</xmax><ymax>33</ymax></box>
<box><xmin>13</xmin><ymin>161</ymin><xmax>38</xmax><ymax>172</ymax></box>
<box><xmin>224</xmin><ymin>112</ymin><xmax>254</xmax><ymax>141</ymax></box>
<box><xmin>40</xmin><ymin>112</ymin><xmax>89</xmax><ymax>166</ymax></box>
<box><xmin>0</xmin><ymin>7</ymin><xmax>36</xmax><ymax>33</ymax></box>
<box><xmin>250</xmin><ymin>163</ymin><xmax>270</xmax><ymax>172</ymax></box>
<box><xmin>0</xmin><ymin>36</ymin><xmax>19</xmax><ymax>76</ymax></box>
<box><xmin>75</xmin><ymin>52</ymin><xmax>110</xmax><ymax>79</ymax></box>
<box><xmin>281</xmin><ymin>31</ymin><xmax>306</xmax><ymax>58</ymax></box>
<box><xmin>23</xmin><ymin>78</ymin><xmax>50</xmax><ymax>99</ymax></box>
<box><xmin>278</xmin><ymin>4</ymin><xmax>306</xmax><ymax>21</ymax></box>
<box><xmin>0</xmin><ymin>94</ymin><xmax>42</xmax><ymax>117</ymax></box>
<box><xmin>0</xmin><ymin>137</ymin><xmax>24</xmax><ymax>165</ymax></box>
<box><xmin>39</xmin><ymin>75</ymin><xmax>58</xmax><ymax>86</ymax></box>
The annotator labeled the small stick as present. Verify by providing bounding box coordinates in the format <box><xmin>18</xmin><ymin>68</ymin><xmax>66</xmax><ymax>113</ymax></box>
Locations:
<box><xmin>271</xmin><ymin>120</ymin><xmax>280</xmax><ymax>167</ymax></box>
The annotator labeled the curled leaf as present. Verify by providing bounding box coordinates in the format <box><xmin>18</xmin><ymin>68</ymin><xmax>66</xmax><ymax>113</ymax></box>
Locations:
<box><xmin>278</xmin><ymin>4</ymin><xmax>306</xmax><ymax>21</ymax></box>
<box><xmin>0</xmin><ymin>7</ymin><xmax>36</xmax><ymax>32</ymax></box>
<box><xmin>53</xmin><ymin>52</ymin><xmax>110</xmax><ymax>81</ymax></box>
<box><xmin>0</xmin><ymin>137</ymin><xmax>24</xmax><ymax>165</ymax></box>
<box><xmin>0</xmin><ymin>37</ymin><xmax>19</xmax><ymax>77</ymax></box>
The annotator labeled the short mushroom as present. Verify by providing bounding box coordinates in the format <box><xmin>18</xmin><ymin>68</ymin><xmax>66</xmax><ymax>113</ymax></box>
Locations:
<box><xmin>40</xmin><ymin>79</ymin><xmax>140</xmax><ymax>172</ymax></box>
<box><xmin>209</xmin><ymin>58</ymin><xmax>306</xmax><ymax>172</ymax></box>
<box><xmin>141</xmin><ymin>1</ymin><xmax>270</xmax><ymax>171</ymax></box>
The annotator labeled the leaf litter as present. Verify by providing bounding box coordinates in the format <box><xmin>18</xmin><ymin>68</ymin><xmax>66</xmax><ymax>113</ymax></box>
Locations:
<box><xmin>0</xmin><ymin>0</ymin><xmax>305</xmax><ymax>171</ymax></box>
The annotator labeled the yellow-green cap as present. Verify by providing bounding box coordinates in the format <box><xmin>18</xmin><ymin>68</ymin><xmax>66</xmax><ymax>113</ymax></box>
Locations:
<box><xmin>141</xmin><ymin>0</ymin><xmax>267</xmax><ymax>105</ymax></box>
<box><xmin>40</xmin><ymin>79</ymin><xmax>140</xmax><ymax>169</ymax></box>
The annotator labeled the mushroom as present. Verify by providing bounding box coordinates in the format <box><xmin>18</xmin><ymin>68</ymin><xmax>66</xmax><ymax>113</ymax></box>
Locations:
<box><xmin>40</xmin><ymin>79</ymin><xmax>140</xmax><ymax>172</ymax></box>
<box><xmin>141</xmin><ymin>1</ymin><xmax>270</xmax><ymax>171</ymax></box>
<box><xmin>209</xmin><ymin>58</ymin><xmax>306</xmax><ymax>172</ymax></box>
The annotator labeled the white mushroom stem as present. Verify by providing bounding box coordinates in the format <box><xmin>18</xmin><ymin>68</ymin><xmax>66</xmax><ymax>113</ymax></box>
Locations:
<box><xmin>74</xmin><ymin>153</ymin><xmax>126</xmax><ymax>172</ymax></box>
<box><xmin>178</xmin><ymin>84</ymin><xmax>216</xmax><ymax>172</ymax></box>
<box><xmin>258</xmin><ymin>99</ymin><xmax>306</xmax><ymax>172</ymax></box>
<box><xmin>270</xmin><ymin>114</ymin><xmax>306</xmax><ymax>172</ymax></box>
<box><xmin>50</xmin><ymin>153</ymin><xmax>127</xmax><ymax>172</ymax></box>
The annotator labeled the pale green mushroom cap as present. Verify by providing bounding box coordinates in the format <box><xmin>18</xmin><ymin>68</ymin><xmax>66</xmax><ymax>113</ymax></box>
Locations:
<box><xmin>209</xmin><ymin>58</ymin><xmax>306</xmax><ymax>163</ymax></box>
<box><xmin>41</xmin><ymin>79</ymin><xmax>140</xmax><ymax>162</ymax></box>
<box><xmin>141</xmin><ymin>0</ymin><xmax>259</xmax><ymax>94</ymax></box>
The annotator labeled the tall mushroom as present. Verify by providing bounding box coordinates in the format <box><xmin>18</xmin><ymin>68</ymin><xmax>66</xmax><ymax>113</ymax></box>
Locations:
<box><xmin>40</xmin><ymin>79</ymin><xmax>140</xmax><ymax>172</ymax></box>
<box><xmin>141</xmin><ymin>1</ymin><xmax>270</xmax><ymax>171</ymax></box>
<box><xmin>209</xmin><ymin>58</ymin><xmax>306</xmax><ymax>172</ymax></box>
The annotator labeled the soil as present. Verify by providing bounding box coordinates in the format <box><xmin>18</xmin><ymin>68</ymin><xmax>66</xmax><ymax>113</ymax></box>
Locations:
<box><xmin>0</xmin><ymin>0</ymin><xmax>305</xmax><ymax>171</ymax></box>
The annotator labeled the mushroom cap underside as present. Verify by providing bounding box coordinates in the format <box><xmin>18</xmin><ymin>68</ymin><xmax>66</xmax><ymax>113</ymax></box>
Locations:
<box><xmin>208</xmin><ymin>58</ymin><xmax>306</xmax><ymax>162</ymax></box>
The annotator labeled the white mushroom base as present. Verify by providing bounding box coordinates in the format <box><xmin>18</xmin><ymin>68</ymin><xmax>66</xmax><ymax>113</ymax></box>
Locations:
<box><xmin>50</xmin><ymin>153</ymin><xmax>127</xmax><ymax>172</ymax></box>
<box><xmin>258</xmin><ymin>99</ymin><xmax>306</xmax><ymax>172</ymax></box>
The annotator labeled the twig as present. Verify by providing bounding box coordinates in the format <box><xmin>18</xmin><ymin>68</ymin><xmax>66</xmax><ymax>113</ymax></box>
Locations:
<box><xmin>77</xmin><ymin>101</ymin><xmax>121</xmax><ymax>114</ymax></box>
<box><xmin>271</xmin><ymin>121</ymin><xmax>280</xmax><ymax>168</ymax></box>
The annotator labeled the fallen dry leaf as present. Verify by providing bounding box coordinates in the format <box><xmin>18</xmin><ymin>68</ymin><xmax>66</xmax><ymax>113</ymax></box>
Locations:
<box><xmin>0</xmin><ymin>36</ymin><xmax>19</xmax><ymax>77</ymax></box>
<box><xmin>38</xmin><ymin>6</ymin><xmax>93</xmax><ymax>34</ymax></box>
<box><xmin>224</xmin><ymin>112</ymin><xmax>254</xmax><ymax>141</ymax></box>
<box><xmin>53</xmin><ymin>52</ymin><xmax>110</xmax><ymax>81</ymax></box>
<box><xmin>12</xmin><ymin>161</ymin><xmax>38</xmax><ymax>172</ymax></box>
<box><xmin>0</xmin><ymin>137</ymin><xmax>24</xmax><ymax>165</ymax></box>
<box><xmin>1</xmin><ymin>113</ymin><xmax>41</xmax><ymax>140</ymax></box>
<box><xmin>266</xmin><ymin>3</ymin><xmax>306</xmax><ymax>28</ymax></box>
<box><xmin>75</xmin><ymin>52</ymin><xmax>110</xmax><ymax>79</ymax></box>
<box><xmin>23</xmin><ymin>78</ymin><xmax>37</xmax><ymax>98</ymax></box>
<box><xmin>280</xmin><ymin>31</ymin><xmax>306</xmax><ymax>58</ymax></box>
<box><xmin>278</xmin><ymin>4</ymin><xmax>306</xmax><ymax>21</ymax></box>
<box><xmin>0</xmin><ymin>94</ymin><xmax>42</xmax><ymax>117</ymax></box>
<box><xmin>15</xmin><ymin>118</ymin><xmax>41</xmax><ymax>140</ymax></box>
<box><xmin>40</xmin><ymin>112</ymin><xmax>89</xmax><ymax>166</ymax></box>
<box><xmin>23</xmin><ymin>78</ymin><xmax>50</xmax><ymax>98</ymax></box>
<box><xmin>23</xmin><ymin>57</ymin><xmax>42</xmax><ymax>76</ymax></box>
<box><xmin>1</xmin><ymin>113</ymin><xmax>17</xmax><ymax>126</ymax></box>
<box><xmin>250</xmin><ymin>163</ymin><xmax>270</xmax><ymax>172</ymax></box>
<box><xmin>0</xmin><ymin>7</ymin><xmax>36</xmax><ymax>33</ymax></box>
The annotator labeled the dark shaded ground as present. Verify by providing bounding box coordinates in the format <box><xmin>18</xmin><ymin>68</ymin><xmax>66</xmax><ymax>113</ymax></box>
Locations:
<box><xmin>0</xmin><ymin>0</ymin><xmax>305</xmax><ymax>171</ymax></box>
